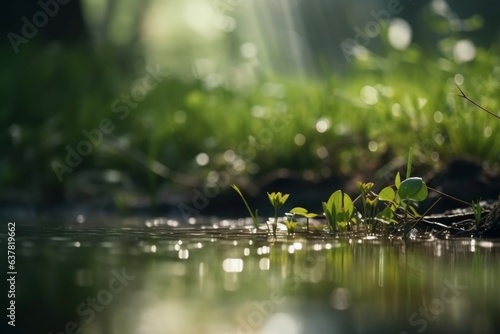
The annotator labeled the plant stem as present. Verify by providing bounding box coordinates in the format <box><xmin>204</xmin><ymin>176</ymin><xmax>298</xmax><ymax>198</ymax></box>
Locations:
<box><xmin>273</xmin><ymin>207</ymin><xmax>278</xmax><ymax>237</ymax></box>
<box><xmin>456</xmin><ymin>85</ymin><xmax>500</xmax><ymax>120</ymax></box>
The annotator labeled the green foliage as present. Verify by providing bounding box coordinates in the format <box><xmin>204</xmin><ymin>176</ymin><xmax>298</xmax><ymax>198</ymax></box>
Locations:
<box><xmin>379</xmin><ymin>186</ymin><xmax>396</xmax><ymax>202</ymax></box>
<box><xmin>378</xmin><ymin>170</ymin><xmax>429</xmax><ymax>226</ymax></box>
<box><xmin>322</xmin><ymin>190</ymin><xmax>354</xmax><ymax>233</ymax></box>
<box><xmin>398</xmin><ymin>177</ymin><xmax>428</xmax><ymax>202</ymax></box>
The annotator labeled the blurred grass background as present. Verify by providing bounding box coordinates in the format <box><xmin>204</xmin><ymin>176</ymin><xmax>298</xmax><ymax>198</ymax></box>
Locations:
<box><xmin>1</xmin><ymin>0</ymin><xmax>499</xmax><ymax>218</ymax></box>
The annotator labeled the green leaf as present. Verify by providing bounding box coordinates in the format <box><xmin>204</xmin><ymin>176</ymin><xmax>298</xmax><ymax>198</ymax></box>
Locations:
<box><xmin>379</xmin><ymin>186</ymin><xmax>395</xmax><ymax>202</ymax></box>
<box><xmin>327</xmin><ymin>190</ymin><xmax>344</xmax><ymax>213</ymax></box>
<box><xmin>398</xmin><ymin>177</ymin><xmax>428</xmax><ymax>201</ymax></box>
<box><xmin>342</xmin><ymin>193</ymin><xmax>354</xmax><ymax>216</ymax></box>
<box><xmin>322</xmin><ymin>202</ymin><xmax>335</xmax><ymax>228</ymax></box>
<box><xmin>395</xmin><ymin>172</ymin><xmax>401</xmax><ymax>189</ymax></box>
<box><xmin>230</xmin><ymin>184</ymin><xmax>243</xmax><ymax>196</ymax></box>
<box><xmin>378</xmin><ymin>206</ymin><xmax>393</xmax><ymax>219</ymax></box>
<box><xmin>326</xmin><ymin>190</ymin><xmax>353</xmax><ymax>223</ymax></box>
<box><xmin>305</xmin><ymin>213</ymin><xmax>318</xmax><ymax>218</ymax></box>
<box><xmin>290</xmin><ymin>207</ymin><xmax>308</xmax><ymax>215</ymax></box>
<box><xmin>326</xmin><ymin>190</ymin><xmax>341</xmax><ymax>211</ymax></box>
<box><xmin>377</xmin><ymin>206</ymin><xmax>397</xmax><ymax>224</ymax></box>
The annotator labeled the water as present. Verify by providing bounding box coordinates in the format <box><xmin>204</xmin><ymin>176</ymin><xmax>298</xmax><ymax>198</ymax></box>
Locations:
<box><xmin>6</xmin><ymin>218</ymin><xmax>500</xmax><ymax>334</ymax></box>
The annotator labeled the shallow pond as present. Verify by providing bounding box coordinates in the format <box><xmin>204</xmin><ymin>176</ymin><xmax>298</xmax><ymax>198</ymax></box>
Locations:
<box><xmin>6</xmin><ymin>218</ymin><xmax>500</xmax><ymax>334</ymax></box>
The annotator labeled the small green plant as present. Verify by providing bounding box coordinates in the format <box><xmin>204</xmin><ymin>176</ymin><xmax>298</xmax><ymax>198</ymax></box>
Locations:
<box><xmin>472</xmin><ymin>200</ymin><xmax>482</xmax><ymax>226</ymax></box>
<box><xmin>284</xmin><ymin>213</ymin><xmax>298</xmax><ymax>235</ymax></box>
<box><xmin>289</xmin><ymin>207</ymin><xmax>318</xmax><ymax>232</ymax></box>
<box><xmin>322</xmin><ymin>190</ymin><xmax>354</xmax><ymax>234</ymax></box>
<box><xmin>378</xmin><ymin>172</ymin><xmax>428</xmax><ymax>229</ymax></box>
<box><xmin>231</xmin><ymin>184</ymin><xmax>260</xmax><ymax>230</ymax></box>
<box><xmin>356</xmin><ymin>182</ymin><xmax>378</xmax><ymax>231</ymax></box>
<box><xmin>268</xmin><ymin>191</ymin><xmax>290</xmax><ymax>237</ymax></box>
<box><xmin>378</xmin><ymin>148</ymin><xmax>428</xmax><ymax>228</ymax></box>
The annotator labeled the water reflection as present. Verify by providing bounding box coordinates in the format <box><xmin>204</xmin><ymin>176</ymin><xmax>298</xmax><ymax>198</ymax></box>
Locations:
<box><xmin>11</xmin><ymin>221</ymin><xmax>500</xmax><ymax>334</ymax></box>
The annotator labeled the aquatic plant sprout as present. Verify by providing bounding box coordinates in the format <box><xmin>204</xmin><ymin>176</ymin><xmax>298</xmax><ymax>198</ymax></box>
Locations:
<box><xmin>268</xmin><ymin>192</ymin><xmax>290</xmax><ymax>237</ymax></box>
<box><xmin>289</xmin><ymin>207</ymin><xmax>318</xmax><ymax>232</ymax></box>
<box><xmin>322</xmin><ymin>190</ymin><xmax>354</xmax><ymax>233</ymax></box>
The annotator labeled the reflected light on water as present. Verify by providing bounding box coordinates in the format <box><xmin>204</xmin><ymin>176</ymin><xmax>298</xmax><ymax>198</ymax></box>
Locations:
<box><xmin>199</xmin><ymin>262</ymin><xmax>206</xmax><ymax>277</ymax></box>
<box><xmin>260</xmin><ymin>313</ymin><xmax>301</xmax><ymax>334</ymax></box>
<box><xmin>435</xmin><ymin>243</ymin><xmax>442</xmax><ymax>257</ymax></box>
<box><xmin>172</xmin><ymin>263</ymin><xmax>186</xmax><ymax>276</ymax></box>
<box><xmin>479</xmin><ymin>241</ymin><xmax>494</xmax><ymax>248</ymax></box>
<box><xmin>223</xmin><ymin>258</ymin><xmax>244</xmax><ymax>272</ymax></box>
<box><xmin>15</xmin><ymin>227</ymin><xmax>500</xmax><ymax>334</ymax></box>
<box><xmin>330</xmin><ymin>288</ymin><xmax>351</xmax><ymax>311</ymax></box>
<box><xmin>178</xmin><ymin>249</ymin><xmax>189</xmax><ymax>259</ymax></box>
<box><xmin>258</xmin><ymin>246</ymin><xmax>270</xmax><ymax>255</ymax></box>
<box><xmin>259</xmin><ymin>258</ymin><xmax>270</xmax><ymax>271</ymax></box>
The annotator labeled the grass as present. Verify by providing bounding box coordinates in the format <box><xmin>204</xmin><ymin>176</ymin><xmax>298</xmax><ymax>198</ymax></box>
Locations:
<box><xmin>2</xmin><ymin>41</ymin><xmax>500</xmax><ymax>203</ymax></box>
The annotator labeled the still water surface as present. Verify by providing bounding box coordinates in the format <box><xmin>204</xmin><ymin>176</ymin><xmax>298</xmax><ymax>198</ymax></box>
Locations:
<box><xmin>9</xmin><ymin>218</ymin><xmax>500</xmax><ymax>334</ymax></box>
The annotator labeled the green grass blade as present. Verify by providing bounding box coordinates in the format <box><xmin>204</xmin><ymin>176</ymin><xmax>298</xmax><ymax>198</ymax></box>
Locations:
<box><xmin>406</xmin><ymin>147</ymin><xmax>413</xmax><ymax>179</ymax></box>
<box><xmin>230</xmin><ymin>184</ymin><xmax>259</xmax><ymax>228</ymax></box>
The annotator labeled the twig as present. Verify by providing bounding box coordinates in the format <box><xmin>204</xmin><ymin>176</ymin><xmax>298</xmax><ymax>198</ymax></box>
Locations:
<box><xmin>456</xmin><ymin>85</ymin><xmax>500</xmax><ymax>120</ymax></box>
<box><xmin>412</xmin><ymin>197</ymin><xmax>442</xmax><ymax>228</ymax></box>
<box><xmin>428</xmin><ymin>186</ymin><xmax>471</xmax><ymax>206</ymax></box>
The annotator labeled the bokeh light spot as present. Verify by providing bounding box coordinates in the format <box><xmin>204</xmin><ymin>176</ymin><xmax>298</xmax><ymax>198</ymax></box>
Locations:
<box><xmin>240</xmin><ymin>42</ymin><xmax>258</xmax><ymax>58</ymax></box>
<box><xmin>453</xmin><ymin>40</ymin><xmax>476</xmax><ymax>63</ymax></box>
<box><xmin>360</xmin><ymin>86</ymin><xmax>379</xmax><ymax>105</ymax></box>
<box><xmin>433</xmin><ymin>111</ymin><xmax>443</xmax><ymax>123</ymax></box>
<box><xmin>294</xmin><ymin>133</ymin><xmax>306</xmax><ymax>146</ymax></box>
<box><xmin>315</xmin><ymin>119</ymin><xmax>330</xmax><ymax>133</ymax></box>
<box><xmin>388</xmin><ymin>18</ymin><xmax>412</xmax><ymax>50</ymax></box>
<box><xmin>195</xmin><ymin>153</ymin><xmax>210</xmax><ymax>166</ymax></box>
